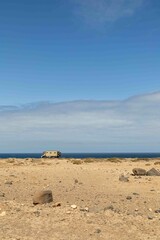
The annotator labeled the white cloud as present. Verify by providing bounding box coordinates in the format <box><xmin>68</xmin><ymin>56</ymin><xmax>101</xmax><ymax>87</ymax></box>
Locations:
<box><xmin>0</xmin><ymin>91</ymin><xmax>160</xmax><ymax>152</ymax></box>
<box><xmin>72</xmin><ymin>0</ymin><xmax>144</xmax><ymax>25</ymax></box>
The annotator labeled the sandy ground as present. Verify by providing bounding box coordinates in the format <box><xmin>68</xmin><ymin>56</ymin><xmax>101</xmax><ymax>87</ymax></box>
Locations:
<box><xmin>0</xmin><ymin>157</ymin><xmax>160</xmax><ymax>240</ymax></box>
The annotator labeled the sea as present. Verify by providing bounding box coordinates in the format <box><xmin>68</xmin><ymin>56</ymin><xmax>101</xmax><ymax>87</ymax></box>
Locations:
<box><xmin>0</xmin><ymin>153</ymin><xmax>160</xmax><ymax>159</ymax></box>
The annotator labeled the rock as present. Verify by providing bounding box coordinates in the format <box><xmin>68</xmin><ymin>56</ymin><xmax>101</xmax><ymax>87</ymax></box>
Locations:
<box><xmin>119</xmin><ymin>174</ymin><xmax>129</xmax><ymax>182</ymax></box>
<box><xmin>147</xmin><ymin>168</ymin><xmax>160</xmax><ymax>176</ymax></box>
<box><xmin>33</xmin><ymin>190</ymin><xmax>53</xmax><ymax>205</ymax></box>
<box><xmin>132</xmin><ymin>168</ymin><xmax>146</xmax><ymax>176</ymax></box>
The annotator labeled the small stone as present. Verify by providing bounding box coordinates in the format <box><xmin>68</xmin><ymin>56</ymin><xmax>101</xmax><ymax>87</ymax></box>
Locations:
<box><xmin>0</xmin><ymin>192</ymin><xmax>5</xmax><ymax>197</ymax></box>
<box><xmin>126</xmin><ymin>196</ymin><xmax>132</xmax><ymax>200</ymax></box>
<box><xmin>16</xmin><ymin>208</ymin><xmax>21</xmax><ymax>212</ymax></box>
<box><xmin>148</xmin><ymin>215</ymin><xmax>154</xmax><ymax>220</ymax></box>
<box><xmin>71</xmin><ymin>204</ymin><xmax>77</xmax><ymax>209</ymax></box>
<box><xmin>95</xmin><ymin>229</ymin><xmax>101</xmax><ymax>234</ymax></box>
<box><xmin>0</xmin><ymin>211</ymin><xmax>6</xmax><ymax>217</ymax></box>
<box><xmin>132</xmin><ymin>192</ymin><xmax>139</xmax><ymax>195</ymax></box>
<box><xmin>66</xmin><ymin>211</ymin><xmax>71</xmax><ymax>214</ymax></box>
<box><xmin>74</xmin><ymin>179</ymin><xmax>78</xmax><ymax>184</ymax></box>
<box><xmin>135</xmin><ymin>208</ymin><xmax>139</xmax><ymax>211</ymax></box>
<box><xmin>104</xmin><ymin>205</ymin><xmax>114</xmax><ymax>211</ymax></box>
<box><xmin>53</xmin><ymin>202</ymin><xmax>61</xmax><ymax>207</ymax></box>
<box><xmin>84</xmin><ymin>207</ymin><xmax>89</xmax><ymax>212</ymax></box>
<box><xmin>33</xmin><ymin>190</ymin><xmax>53</xmax><ymax>205</ymax></box>
<box><xmin>155</xmin><ymin>209</ymin><xmax>160</xmax><ymax>213</ymax></box>
<box><xmin>119</xmin><ymin>174</ymin><xmax>129</xmax><ymax>182</ymax></box>
<box><xmin>34</xmin><ymin>211</ymin><xmax>40</xmax><ymax>217</ymax></box>
<box><xmin>149</xmin><ymin>208</ymin><xmax>153</xmax><ymax>212</ymax></box>
<box><xmin>5</xmin><ymin>180</ymin><xmax>13</xmax><ymax>185</ymax></box>
<box><xmin>86</xmin><ymin>220</ymin><xmax>93</xmax><ymax>224</ymax></box>
<box><xmin>80</xmin><ymin>207</ymin><xmax>89</xmax><ymax>212</ymax></box>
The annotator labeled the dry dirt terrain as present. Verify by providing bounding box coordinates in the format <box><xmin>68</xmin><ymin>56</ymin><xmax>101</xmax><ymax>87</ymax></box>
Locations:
<box><xmin>0</xmin><ymin>157</ymin><xmax>160</xmax><ymax>240</ymax></box>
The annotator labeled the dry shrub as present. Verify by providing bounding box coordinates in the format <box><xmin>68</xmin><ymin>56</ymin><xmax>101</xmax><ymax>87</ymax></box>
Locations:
<box><xmin>154</xmin><ymin>161</ymin><xmax>160</xmax><ymax>165</ymax></box>
<box><xmin>83</xmin><ymin>158</ymin><xmax>95</xmax><ymax>163</ymax></box>
<box><xmin>39</xmin><ymin>161</ymin><xmax>51</xmax><ymax>165</ymax></box>
<box><xmin>13</xmin><ymin>162</ymin><xmax>24</xmax><ymax>166</ymax></box>
<box><xmin>145</xmin><ymin>163</ymin><xmax>151</xmax><ymax>166</ymax></box>
<box><xmin>107</xmin><ymin>158</ymin><xmax>121</xmax><ymax>163</ymax></box>
<box><xmin>71</xmin><ymin>159</ymin><xmax>83</xmax><ymax>165</ymax></box>
<box><xmin>31</xmin><ymin>159</ymin><xmax>42</xmax><ymax>163</ymax></box>
<box><xmin>131</xmin><ymin>158</ymin><xmax>150</xmax><ymax>162</ymax></box>
<box><xmin>6</xmin><ymin>158</ymin><xmax>15</xmax><ymax>163</ymax></box>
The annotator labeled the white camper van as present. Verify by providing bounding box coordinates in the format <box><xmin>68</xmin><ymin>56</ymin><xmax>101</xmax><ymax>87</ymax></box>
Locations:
<box><xmin>41</xmin><ymin>151</ymin><xmax>61</xmax><ymax>158</ymax></box>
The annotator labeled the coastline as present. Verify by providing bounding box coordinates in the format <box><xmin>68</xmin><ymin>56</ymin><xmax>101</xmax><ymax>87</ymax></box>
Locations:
<box><xmin>1</xmin><ymin>157</ymin><xmax>160</xmax><ymax>239</ymax></box>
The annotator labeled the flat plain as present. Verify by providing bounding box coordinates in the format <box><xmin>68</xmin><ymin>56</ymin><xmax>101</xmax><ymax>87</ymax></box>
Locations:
<box><xmin>0</xmin><ymin>157</ymin><xmax>160</xmax><ymax>240</ymax></box>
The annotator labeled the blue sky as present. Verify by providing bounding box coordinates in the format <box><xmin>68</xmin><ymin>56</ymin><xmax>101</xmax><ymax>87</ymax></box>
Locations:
<box><xmin>0</xmin><ymin>0</ymin><xmax>160</xmax><ymax>152</ymax></box>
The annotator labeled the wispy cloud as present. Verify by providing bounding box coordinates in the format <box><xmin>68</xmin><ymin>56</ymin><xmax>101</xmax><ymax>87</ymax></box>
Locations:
<box><xmin>72</xmin><ymin>0</ymin><xmax>144</xmax><ymax>26</ymax></box>
<box><xmin>0</xmin><ymin>91</ymin><xmax>160</xmax><ymax>152</ymax></box>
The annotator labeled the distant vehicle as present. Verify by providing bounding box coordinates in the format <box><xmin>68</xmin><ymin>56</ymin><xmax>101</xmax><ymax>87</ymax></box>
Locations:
<box><xmin>41</xmin><ymin>151</ymin><xmax>61</xmax><ymax>158</ymax></box>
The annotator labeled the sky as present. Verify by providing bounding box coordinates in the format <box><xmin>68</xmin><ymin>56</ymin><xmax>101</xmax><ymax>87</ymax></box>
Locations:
<box><xmin>0</xmin><ymin>0</ymin><xmax>160</xmax><ymax>152</ymax></box>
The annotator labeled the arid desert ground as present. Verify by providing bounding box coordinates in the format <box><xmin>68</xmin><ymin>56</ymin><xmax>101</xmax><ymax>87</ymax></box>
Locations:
<box><xmin>0</xmin><ymin>157</ymin><xmax>160</xmax><ymax>240</ymax></box>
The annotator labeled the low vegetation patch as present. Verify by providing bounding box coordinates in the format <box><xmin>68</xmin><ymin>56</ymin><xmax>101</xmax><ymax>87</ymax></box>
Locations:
<box><xmin>154</xmin><ymin>161</ymin><xmax>160</xmax><ymax>165</ymax></box>
<box><xmin>6</xmin><ymin>158</ymin><xmax>15</xmax><ymax>163</ymax></box>
<box><xmin>71</xmin><ymin>159</ymin><xmax>84</xmax><ymax>165</ymax></box>
<box><xmin>106</xmin><ymin>158</ymin><xmax>121</xmax><ymax>163</ymax></box>
<box><xmin>83</xmin><ymin>158</ymin><xmax>95</xmax><ymax>163</ymax></box>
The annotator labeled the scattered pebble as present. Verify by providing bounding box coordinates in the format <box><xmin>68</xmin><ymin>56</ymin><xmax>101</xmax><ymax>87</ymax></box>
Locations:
<box><xmin>148</xmin><ymin>215</ymin><xmax>154</xmax><ymax>220</ymax></box>
<box><xmin>126</xmin><ymin>196</ymin><xmax>132</xmax><ymax>200</ymax></box>
<box><xmin>5</xmin><ymin>180</ymin><xmax>13</xmax><ymax>185</ymax></box>
<box><xmin>53</xmin><ymin>202</ymin><xmax>61</xmax><ymax>207</ymax></box>
<box><xmin>119</xmin><ymin>174</ymin><xmax>129</xmax><ymax>182</ymax></box>
<box><xmin>0</xmin><ymin>192</ymin><xmax>5</xmax><ymax>197</ymax></box>
<box><xmin>104</xmin><ymin>205</ymin><xmax>114</xmax><ymax>211</ymax></box>
<box><xmin>74</xmin><ymin>179</ymin><xmax>78</xmax><ymax>184</ymax></box>
<box><xmin>66</xmin><ymin>211</ymin><xmax>71</xmax><ymax>214</ymax></box>
<box><xmin>34</xmin><ymin>211</ymin><xmax>40</xmax><ymax>217</ymax></box>
<box><xmin>95</xmin><ymin>229</ymin><xmax>101</xmax><ymax>234</ymax></box>
<box><xmin>0</xmin><ymin>211</ymin><xmax>6</xmax><ymax>217</ymax></box>
<box><xmin>155</xmin><ymin>209</ymin><xmax>160</xmax><ymax>213</ymax></box>
<box><xmin>71</xmin><ymin>204</ymin><xmax>77</xmax><ymax>209</ymax></box>
<box><xmin>80</xmin><ymin>207</ymin><xmax>89</xmax><ymax>212</ymax></box>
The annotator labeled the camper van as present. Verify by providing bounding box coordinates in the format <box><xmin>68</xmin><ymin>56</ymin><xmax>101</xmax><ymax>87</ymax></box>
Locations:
<box><xmin>41</xmin><ymin>151</ymin><xmax>61</xmax><ymax>158</ymax></box>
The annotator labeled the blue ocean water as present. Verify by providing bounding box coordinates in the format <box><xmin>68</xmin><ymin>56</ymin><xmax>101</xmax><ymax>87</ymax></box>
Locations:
<box><xmin>0</xmin><ymin>153</ymin><xmax>160</xmax><ymax>159</ymax></box>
